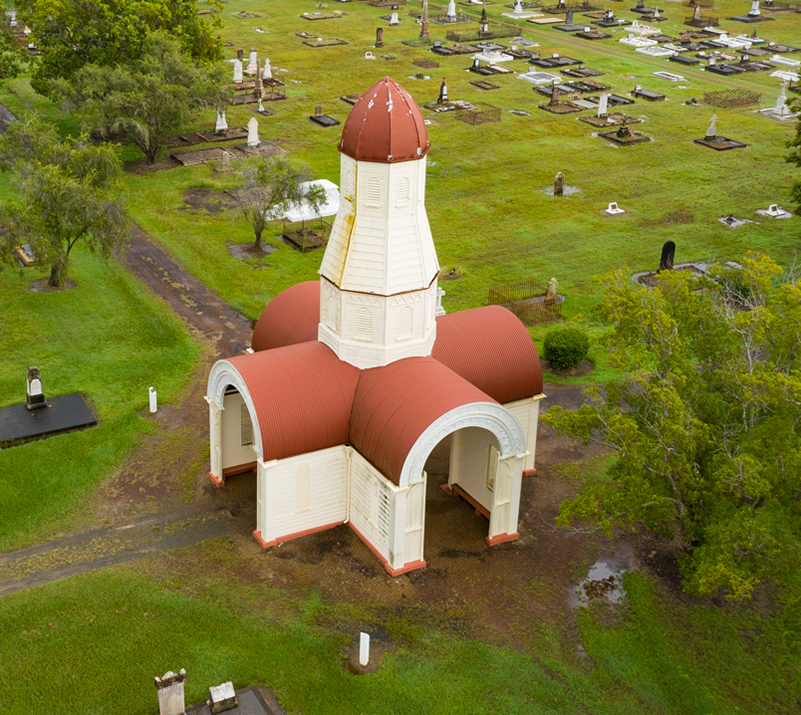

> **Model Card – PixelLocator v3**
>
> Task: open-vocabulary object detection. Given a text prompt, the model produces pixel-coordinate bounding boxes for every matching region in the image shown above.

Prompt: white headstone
[749,0,760,16]
[706,113,717,137]
[653,7,660,18]
[263,58,272,80]
[247,48,257,73]
[155,670,186,715]
[247,117,260,147]
[597,92,609,117]
[258,98,265,113]
[233,59,243,83]
[605,202,625,215]
[774,81,790,116]
[389,11,399,24]
[359,632,370,667]
[447,0,457,19]
[435,287,446,316]
[513,0,523,14]
[215,110,228,133]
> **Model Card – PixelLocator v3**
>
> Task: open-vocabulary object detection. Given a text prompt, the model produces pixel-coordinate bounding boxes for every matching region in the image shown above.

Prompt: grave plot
[533,79,611,97]
[339,93,363,105]
[470,79,501,89]
[0,392,97,448]
[431,43,482,55]
[576,29,612,39]
[684,8,720,26]
[530,54,583,68]
[453,102,502,124]
[282,217,333,252]
[309,109,341,127]
[561,66,605,77]
[303,37,349,47]
[527,16,564,24]
[412,58,440,68]
[295,31,317,38]
[593,93,634,106]
[580,110,642,127]
[599,122,652,145]
[369,0,406,6]
[631,87,666,101]
[301,12,343,20]
[423,98,477,113]
[552,10,590,31]
[488,281,564,325]
[171,142,285,167]
[592,11,631,27]
[169,127,250,147]
[506,47,537,59]
[693,133,747,151]
[670,54,701,65]
[518,69,562,84]
[538,92,584,114]
[541,1,602,15]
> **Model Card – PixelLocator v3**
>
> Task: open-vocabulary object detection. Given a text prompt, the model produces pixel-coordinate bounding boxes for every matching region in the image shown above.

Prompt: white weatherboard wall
[317,152,440,369]
[448,427,500,511]
[488,453,526,541]
[349,450,395,563]
[504,395,544,471]
[221,390,257,470]
[256,445,349,545]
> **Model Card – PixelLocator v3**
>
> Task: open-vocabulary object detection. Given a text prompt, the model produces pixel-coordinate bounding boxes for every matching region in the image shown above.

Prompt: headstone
[376,27,384,47]
[658,240,675,272]
[693,4,701,20]
[774,81,790,117]
[263,58,272,80]
[233,59,243,83]
[447,0,457,20]
[550,84,559,105]
[438,77,448,103]
[207,682,237,714]
[247,48,257,74]
[155,670,186,715]
[257,99,265,113]
[365,50,375,59]
[514,0,523,14]
[420,0,430,38]
[706,113,717,138]
[749,0,760,16]
[219,150,231,170]
[637,0,644,7]
[597,92,609,117]
[605,202,625,214]
[26,367,47,411]
[247,117,260,147]
[254,71,263,98]
[215,109,228,134]
[435,286,447,316]
[237,48,244,61]
[545,277,558,301]
[389,11,399,24]
[565,9,574,24]
[359,633,370,667]
[653,7,660,18]
[554,172,564,196]
[315,104,323,116]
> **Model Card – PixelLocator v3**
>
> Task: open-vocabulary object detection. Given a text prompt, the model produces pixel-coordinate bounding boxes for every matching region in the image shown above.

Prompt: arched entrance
[205,362,263,486]
[387,403,528,573]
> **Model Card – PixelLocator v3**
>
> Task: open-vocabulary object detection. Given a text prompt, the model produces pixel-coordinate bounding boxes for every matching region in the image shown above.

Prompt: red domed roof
[252,282,320,352]
[339,77,430,164]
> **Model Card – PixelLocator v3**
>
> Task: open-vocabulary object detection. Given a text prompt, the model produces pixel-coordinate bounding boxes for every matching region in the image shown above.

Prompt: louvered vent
[355,308,373,342]
[240,403,254,446]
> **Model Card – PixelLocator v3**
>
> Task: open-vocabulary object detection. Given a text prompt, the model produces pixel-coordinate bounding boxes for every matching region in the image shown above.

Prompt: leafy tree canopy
[232,156,327,249]
[61,32,229,164]
[543,255,801,601]
[0,28,28,79]
[0,114,128,286]
[16,0,223,93]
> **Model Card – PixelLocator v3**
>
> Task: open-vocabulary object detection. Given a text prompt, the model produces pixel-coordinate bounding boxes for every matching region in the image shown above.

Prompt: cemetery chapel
[206,77,545,575]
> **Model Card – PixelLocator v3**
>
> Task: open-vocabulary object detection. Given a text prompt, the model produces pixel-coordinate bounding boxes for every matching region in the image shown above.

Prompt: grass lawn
[0,244,201,551]
[0,548,796,715]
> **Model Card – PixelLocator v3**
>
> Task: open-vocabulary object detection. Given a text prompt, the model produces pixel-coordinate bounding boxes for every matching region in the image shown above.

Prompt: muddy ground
[1,223,680,652]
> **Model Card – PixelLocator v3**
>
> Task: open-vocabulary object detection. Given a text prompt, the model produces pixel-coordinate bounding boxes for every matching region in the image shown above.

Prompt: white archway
[398,402,526,487]
[206,359,264,483]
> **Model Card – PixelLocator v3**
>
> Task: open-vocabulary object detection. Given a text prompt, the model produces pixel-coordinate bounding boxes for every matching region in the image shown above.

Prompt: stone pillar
[155,670,187,715]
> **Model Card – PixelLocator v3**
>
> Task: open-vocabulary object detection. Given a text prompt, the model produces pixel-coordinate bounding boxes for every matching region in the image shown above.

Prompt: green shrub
[543,325,590,370]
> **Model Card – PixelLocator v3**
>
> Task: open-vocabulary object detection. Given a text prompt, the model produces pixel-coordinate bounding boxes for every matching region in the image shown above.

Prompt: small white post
[359,632,370,667]
[149,386,158,414]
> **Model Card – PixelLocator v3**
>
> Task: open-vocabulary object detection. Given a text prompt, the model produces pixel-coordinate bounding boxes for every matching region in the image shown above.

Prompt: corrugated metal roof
[433,306,543,403]
[251,282,320,352]
[349,357,497,485]
[339,77,430,164]
[226,341,360,462]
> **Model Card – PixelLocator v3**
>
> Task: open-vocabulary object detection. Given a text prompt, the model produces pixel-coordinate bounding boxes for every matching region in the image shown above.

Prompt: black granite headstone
[658,240,675,272]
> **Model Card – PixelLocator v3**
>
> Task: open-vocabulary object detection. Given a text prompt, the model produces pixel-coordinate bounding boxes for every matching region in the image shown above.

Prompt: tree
[232,156,327,249]
[787,94,801,211]
[0,28,28,79]
[61,32,229,165]
[0,115,128,287]
[16,0,223,94]
[543,255,801,600]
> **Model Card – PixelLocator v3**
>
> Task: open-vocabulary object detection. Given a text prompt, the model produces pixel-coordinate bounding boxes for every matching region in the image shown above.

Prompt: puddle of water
[570,544,639,608]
